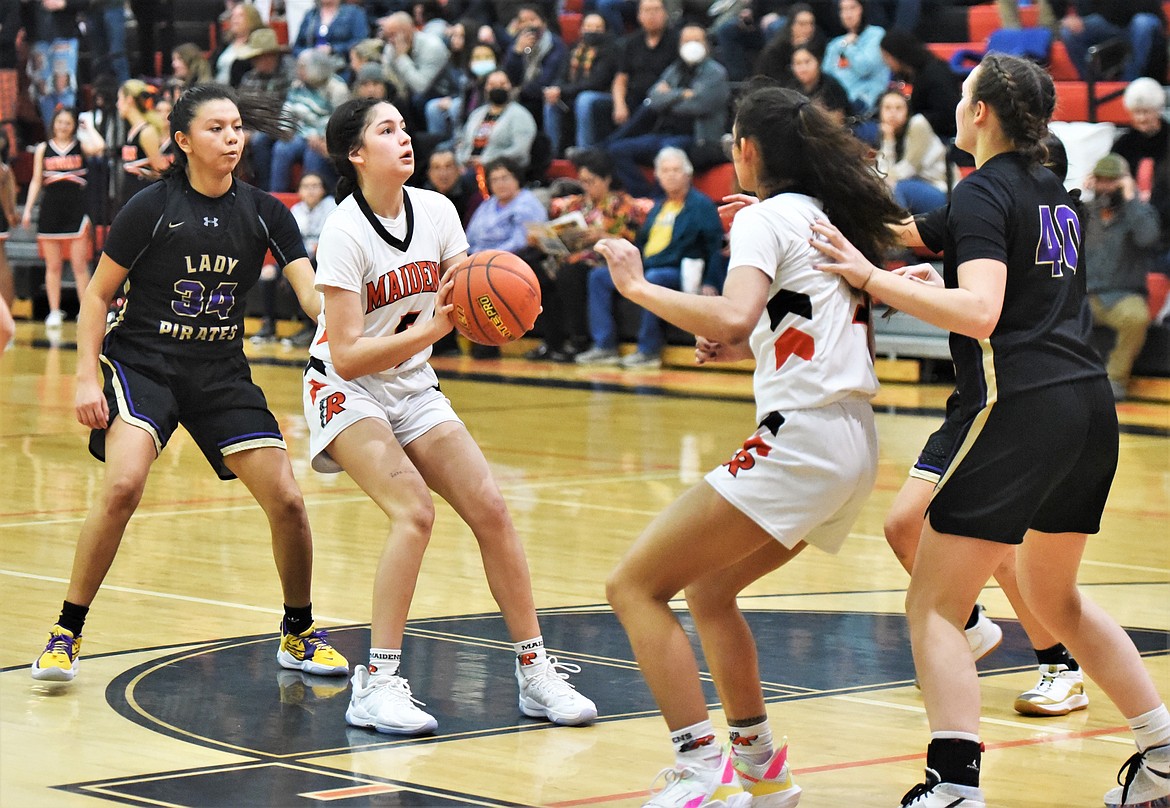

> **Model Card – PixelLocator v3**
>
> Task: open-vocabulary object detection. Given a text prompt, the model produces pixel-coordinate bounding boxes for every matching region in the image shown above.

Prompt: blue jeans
[588,263,680,355]
[424,96,463,143]
[88,5,130,83]
[1062,13,1161,81]
[894,178,947,215]
[269,135,334,192]
[595,0,635,35]
[544,101,567,156]
[248,131,275,191]
[574,90,613,148]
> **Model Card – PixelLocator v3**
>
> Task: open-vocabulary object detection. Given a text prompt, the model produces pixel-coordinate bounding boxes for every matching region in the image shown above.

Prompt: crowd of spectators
[1,0,1168,371]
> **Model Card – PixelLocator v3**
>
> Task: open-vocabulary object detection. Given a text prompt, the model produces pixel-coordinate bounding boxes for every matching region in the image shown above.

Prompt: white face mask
[470,59,496,77]
[679,41,706,66]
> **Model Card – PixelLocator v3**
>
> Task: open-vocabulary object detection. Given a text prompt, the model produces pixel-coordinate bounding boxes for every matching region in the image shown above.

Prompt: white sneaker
[644,748,753,808]
[901,768,985,807]
[1013,664,1089,716]
[44,310,64,328]
[344,665,437,735]
[575,346,621,365]
[516,656,598,725]
[620,351,663,370]
[731,741,802,808]
[1104,744,1170,807]
[965,605,1002,661]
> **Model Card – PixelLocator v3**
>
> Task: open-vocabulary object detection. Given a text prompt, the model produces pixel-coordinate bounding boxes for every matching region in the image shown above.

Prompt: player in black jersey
[30,84,350,685]
[811,54,1170,808]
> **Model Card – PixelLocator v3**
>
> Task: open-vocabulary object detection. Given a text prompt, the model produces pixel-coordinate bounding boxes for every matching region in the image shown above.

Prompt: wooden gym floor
[1,320,1167,808]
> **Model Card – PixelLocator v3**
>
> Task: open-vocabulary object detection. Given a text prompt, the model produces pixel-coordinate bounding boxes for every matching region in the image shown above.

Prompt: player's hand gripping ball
[447,250,542,346]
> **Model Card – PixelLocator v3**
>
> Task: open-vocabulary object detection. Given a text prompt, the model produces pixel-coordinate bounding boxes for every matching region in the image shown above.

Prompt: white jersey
[311,187,469,385]
[729,193,879,421]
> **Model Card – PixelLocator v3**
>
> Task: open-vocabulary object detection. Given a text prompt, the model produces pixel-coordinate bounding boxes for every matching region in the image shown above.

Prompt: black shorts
[928,377,1118,545]
[911,392,963,483]
[90,343,286,480]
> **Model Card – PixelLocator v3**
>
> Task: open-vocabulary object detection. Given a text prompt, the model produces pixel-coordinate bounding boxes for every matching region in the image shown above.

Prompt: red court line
[300,783,400,801]
[545,724,1130,807]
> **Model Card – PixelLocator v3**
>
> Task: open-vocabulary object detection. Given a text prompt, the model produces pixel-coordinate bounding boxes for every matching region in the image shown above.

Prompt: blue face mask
[470,60,496,78]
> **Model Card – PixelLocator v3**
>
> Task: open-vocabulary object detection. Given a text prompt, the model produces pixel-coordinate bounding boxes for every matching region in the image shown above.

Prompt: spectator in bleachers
[464,155,547,357]
[1057,0,1166,82]
[711,0,791,84]
[525,148,651,361]
[168,43,214,99]
[238,27,295,98]
[579,0,679,149]
[822,0,890,123]
[865,0,922,34]
[346,37,386,84]
[1083,153,1161,400]
[542,13,617,156]
[115,80,170,207]
[1114,77,1170,280]
[252,171,336,345]
[88,0,131,83]
[501,4,567,129]
[424,148,483,225]
[213,2,265,86]
[379,10,453,122]
[426,41,498,143]
[576,146,723,370]
[454,69,537,170]
[291,0,370,60]
[997,0,1058,31]
[754,3,826,87]
[875,88,947,214]
[600,24,730,197]
[267,49,349,191]
[785,44,850,125]
[879,28,960,139]
[20,107,106,328]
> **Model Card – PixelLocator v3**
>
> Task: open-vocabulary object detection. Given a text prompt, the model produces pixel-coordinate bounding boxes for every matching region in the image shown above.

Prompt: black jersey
[932,153,1103,419]
[102,174,308,357]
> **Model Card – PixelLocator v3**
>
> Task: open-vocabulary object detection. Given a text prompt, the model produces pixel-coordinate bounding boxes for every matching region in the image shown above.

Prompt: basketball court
[2,322,1167,807]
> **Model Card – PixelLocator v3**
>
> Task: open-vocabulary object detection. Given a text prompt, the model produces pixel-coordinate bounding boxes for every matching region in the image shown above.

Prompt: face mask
[581,32,604,46]
[679,41,707,66]
[470,59,496,77]
[487,87,509,105]
[1097,188,1125,209]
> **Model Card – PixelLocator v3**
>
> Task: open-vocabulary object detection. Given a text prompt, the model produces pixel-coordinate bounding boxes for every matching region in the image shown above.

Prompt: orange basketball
[447,250,542,346]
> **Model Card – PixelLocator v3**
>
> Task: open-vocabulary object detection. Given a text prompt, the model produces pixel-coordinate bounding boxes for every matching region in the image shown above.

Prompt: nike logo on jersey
[168,221,184,229]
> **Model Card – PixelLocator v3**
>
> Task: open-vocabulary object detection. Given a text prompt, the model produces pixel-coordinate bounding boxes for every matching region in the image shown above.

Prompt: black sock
[58,601,89,637]
[1035,642,1078,671]
[964,605,980,630]
[927,737,982,788]
[283,604,314,636]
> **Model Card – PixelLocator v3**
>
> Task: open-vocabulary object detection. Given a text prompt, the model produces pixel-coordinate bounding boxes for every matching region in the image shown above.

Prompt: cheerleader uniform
[37,139,89,240]
[120,122,160,206]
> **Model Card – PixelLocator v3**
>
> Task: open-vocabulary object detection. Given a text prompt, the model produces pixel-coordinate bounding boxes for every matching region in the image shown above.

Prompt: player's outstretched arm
[75,255,130,429]
[283,257,322,321]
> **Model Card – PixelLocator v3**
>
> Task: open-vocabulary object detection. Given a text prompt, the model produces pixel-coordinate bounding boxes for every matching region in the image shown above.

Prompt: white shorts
[302,358,462,473]
[704,396,878,554]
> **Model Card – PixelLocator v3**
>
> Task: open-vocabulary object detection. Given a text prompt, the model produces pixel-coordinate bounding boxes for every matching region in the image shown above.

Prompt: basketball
[447,250,541,346]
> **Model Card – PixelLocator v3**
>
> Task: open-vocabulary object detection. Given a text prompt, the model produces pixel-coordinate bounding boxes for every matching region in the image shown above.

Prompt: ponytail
[162,84,294,179]
[325,97,381,202]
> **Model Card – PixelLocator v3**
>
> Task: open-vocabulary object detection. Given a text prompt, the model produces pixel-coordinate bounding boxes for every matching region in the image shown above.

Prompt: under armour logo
[203,216,219,227]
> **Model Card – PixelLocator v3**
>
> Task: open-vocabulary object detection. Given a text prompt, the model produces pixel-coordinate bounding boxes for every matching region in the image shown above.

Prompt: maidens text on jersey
[365,260,441,313]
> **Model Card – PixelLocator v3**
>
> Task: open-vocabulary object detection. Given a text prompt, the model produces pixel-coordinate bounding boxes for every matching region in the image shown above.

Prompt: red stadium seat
[1052,81,1129,123]
[263,192,299,266]
[271,19,289,45]
[1149,273,1170,321]
[559,12,582,46]
[1049,41,1078,80]
[967,2,1039,41]
[562,0,584,14]
[694,162,736,204]
[546,159,578,181]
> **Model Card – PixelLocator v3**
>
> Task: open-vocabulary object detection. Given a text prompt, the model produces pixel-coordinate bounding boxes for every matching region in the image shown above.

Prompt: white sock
[1128,704,1170,753]
[671,719,722,767]
[369,648,400,676]
[729,718,774,765]
[514,635,547,677]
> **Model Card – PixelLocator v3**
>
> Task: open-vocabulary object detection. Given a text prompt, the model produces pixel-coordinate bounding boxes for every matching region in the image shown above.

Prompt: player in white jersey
[595,88,904,808]
[307,98,597,736]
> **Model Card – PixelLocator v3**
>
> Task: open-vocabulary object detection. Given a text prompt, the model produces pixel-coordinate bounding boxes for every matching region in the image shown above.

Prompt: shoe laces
[648,765,699,802]
[524,656,582,695]
[901,769,941,805]
[300,628,336,657]
[368,672,429,709]
[45,630,75,657]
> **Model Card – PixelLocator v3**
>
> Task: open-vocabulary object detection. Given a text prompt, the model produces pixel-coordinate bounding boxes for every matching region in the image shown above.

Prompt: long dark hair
[734,85,901,262]
[163,84,294,179]
[326,97,382,201]
[971,53,1055,164]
